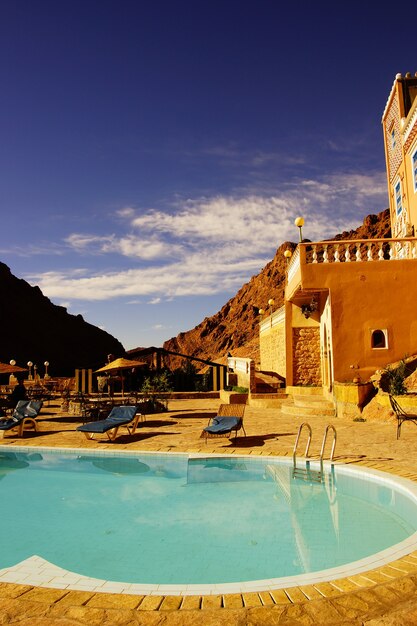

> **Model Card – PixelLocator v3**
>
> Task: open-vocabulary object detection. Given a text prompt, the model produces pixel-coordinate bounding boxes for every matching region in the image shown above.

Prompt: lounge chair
[0,400,43,438]
[76,405,143,441]
[201,403,246,442]
[389,394,417,439]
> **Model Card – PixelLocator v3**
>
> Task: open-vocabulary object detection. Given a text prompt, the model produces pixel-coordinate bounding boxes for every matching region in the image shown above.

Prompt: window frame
[394,180,403,216]
[370,329,388,350]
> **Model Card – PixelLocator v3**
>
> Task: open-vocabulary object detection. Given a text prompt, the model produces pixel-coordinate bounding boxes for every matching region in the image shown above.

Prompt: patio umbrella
[95,357,147,396]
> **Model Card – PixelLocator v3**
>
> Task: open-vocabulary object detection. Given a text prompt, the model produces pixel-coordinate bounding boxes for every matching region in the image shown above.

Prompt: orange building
[259,73,417,405]
[382,72,417,238]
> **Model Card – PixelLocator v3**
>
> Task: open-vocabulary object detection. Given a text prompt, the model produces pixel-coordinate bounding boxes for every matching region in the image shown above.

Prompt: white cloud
[24,171,388,303]
[116,206,136,218]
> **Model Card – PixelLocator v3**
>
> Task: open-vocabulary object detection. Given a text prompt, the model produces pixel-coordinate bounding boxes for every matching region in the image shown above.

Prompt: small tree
[140,371,172,412]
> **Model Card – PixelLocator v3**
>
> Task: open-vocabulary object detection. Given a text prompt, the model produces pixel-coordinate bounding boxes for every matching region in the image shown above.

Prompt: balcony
[286,237,417,299]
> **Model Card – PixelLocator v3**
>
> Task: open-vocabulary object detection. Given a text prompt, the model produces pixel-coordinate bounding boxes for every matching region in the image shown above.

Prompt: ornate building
[382,72,417,237]
[257,72,417,408]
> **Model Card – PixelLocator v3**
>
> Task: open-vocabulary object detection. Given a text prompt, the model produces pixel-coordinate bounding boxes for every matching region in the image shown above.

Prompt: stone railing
[307,237,417,264]
[259,305,285,333]
[287,245,300,283]
[287,238,417,275]
[227,356,252,375]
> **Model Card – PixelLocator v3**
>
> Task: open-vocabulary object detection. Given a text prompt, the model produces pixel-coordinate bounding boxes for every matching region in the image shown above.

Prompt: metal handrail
[319,424,337,462]
[292,422,312,466]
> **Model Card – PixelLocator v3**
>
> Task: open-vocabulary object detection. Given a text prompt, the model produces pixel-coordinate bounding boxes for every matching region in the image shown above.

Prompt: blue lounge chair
[201,403,246,442]
[0,400,43,438]
[76,405,143,441]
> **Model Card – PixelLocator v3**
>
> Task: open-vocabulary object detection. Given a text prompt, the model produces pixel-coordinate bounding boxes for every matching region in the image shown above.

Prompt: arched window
[371,329,387,349]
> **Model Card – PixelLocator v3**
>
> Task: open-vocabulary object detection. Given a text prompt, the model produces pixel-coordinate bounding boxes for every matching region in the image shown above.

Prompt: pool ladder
[292,422,337,483]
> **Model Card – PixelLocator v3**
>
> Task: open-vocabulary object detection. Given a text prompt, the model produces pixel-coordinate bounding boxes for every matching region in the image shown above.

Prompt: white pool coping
[1,445,417,596]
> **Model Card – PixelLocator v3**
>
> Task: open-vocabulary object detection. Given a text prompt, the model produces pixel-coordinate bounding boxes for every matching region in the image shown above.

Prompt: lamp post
[284,249,292,264]
[27,361,33,380]
[294,216,305,242]
[34,364,38,381]
[44,361,50,379]
[9,359,17,385]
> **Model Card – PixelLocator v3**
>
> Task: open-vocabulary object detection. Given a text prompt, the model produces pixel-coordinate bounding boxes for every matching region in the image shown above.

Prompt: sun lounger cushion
[0,400,43,432]
[14,400,43,418]
[77,406,137,434]
[203,416,242,435]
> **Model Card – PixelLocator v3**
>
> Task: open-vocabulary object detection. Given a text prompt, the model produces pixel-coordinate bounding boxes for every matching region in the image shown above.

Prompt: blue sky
[1,1,415,349]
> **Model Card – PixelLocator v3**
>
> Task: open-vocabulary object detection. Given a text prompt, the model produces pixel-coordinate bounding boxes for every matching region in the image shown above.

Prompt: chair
[76,405,143,441]
[201,404,246,442]
[0,400,43,438]
[389,395,417,439]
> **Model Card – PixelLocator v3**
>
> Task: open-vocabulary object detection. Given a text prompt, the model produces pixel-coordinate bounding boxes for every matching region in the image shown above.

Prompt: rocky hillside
[0,262,124,376]
[163,209,391,369]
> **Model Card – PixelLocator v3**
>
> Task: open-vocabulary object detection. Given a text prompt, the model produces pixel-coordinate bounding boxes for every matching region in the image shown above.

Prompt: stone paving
[2,397,417,624]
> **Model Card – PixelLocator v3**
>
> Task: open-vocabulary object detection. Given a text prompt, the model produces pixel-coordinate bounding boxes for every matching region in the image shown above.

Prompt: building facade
[382,72,417,238]
[259,73,417,397]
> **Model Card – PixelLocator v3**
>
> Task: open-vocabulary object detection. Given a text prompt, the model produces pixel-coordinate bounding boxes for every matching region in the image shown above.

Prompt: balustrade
[306,237,417,265]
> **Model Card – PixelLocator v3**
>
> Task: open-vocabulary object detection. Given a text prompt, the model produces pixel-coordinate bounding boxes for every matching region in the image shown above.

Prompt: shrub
[140,371,172,412]
[384,360,409,396]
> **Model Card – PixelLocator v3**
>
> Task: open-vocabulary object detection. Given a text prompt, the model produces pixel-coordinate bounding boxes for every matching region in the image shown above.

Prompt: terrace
[2,395,417,624]
[286,236,417,300]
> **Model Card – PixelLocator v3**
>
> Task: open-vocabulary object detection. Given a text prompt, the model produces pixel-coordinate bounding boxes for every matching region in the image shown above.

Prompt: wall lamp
[301,296,318,319]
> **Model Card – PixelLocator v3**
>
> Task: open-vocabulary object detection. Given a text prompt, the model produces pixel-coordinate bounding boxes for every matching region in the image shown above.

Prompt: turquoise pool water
[1,449,417,586]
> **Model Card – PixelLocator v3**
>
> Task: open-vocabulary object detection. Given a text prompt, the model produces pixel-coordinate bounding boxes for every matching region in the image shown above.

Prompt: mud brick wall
[292,327,322,386]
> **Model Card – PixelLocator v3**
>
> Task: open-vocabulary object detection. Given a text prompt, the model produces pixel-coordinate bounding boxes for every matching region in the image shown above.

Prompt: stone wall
[259,320,286,378]
[292,327,322,386]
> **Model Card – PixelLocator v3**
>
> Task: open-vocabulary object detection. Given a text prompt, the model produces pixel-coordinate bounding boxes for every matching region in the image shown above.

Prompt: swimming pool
[1,446,417,595]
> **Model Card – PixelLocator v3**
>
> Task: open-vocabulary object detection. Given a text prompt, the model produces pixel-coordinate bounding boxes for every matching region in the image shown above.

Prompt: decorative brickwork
[404,116,417,153]
[385,94,403,182]
[292,327,322,386]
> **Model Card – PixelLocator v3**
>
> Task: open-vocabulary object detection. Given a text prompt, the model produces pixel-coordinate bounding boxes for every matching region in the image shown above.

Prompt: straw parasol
[95,357,147,396]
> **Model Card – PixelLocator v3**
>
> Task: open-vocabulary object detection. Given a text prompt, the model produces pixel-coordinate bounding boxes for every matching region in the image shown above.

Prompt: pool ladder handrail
[292,422,337,483]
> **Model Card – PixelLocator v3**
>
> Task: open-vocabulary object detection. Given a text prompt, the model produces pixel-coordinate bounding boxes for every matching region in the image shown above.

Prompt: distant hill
[162,209,391,369]
[0,262,124,376]
[1,208,391,378]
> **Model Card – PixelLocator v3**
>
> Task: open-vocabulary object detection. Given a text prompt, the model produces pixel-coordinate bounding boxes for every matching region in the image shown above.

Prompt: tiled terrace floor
[2,397,417,624]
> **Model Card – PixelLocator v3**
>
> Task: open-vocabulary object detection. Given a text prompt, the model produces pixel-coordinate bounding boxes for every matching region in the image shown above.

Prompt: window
[412,148,417,193]
[371,329,388,349]
[395,181,402,216]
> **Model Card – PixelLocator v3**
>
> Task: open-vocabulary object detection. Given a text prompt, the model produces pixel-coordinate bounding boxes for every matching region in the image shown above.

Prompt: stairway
[254,371,284,393]
[281,387,335,420]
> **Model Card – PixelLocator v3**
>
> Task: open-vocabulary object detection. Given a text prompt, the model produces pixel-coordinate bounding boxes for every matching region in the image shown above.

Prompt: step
[255,384,280,393]
[293,396,335,409]
[286,386,324,397]
[249,393,288,409]
[281,403,335,418]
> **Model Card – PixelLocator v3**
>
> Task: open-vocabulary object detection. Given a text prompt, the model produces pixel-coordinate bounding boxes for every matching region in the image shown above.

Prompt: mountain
[162,209,391,369]
[0,262,124,376]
